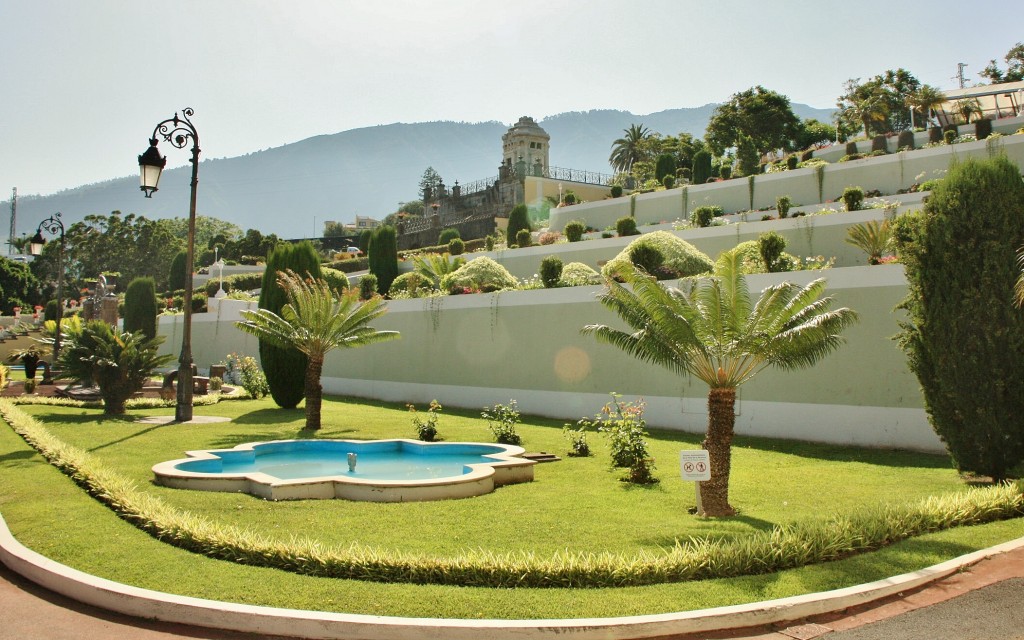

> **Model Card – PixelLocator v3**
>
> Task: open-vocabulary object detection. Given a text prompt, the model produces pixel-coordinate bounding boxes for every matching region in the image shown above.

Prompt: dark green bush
[894,155,1024,481]
[438,228,460,245]
[662,175,675,189]
[610,185,623,198]
[691,205,722,228]
[929,126,943,144]
[692,150,712,186]
[897,130,915,150]
[44,300,58,323]
[616,217,639,237]
[485,236,495,251]
[943,128,957,144]
[258,241,321,409]
[359,274,378,300]
[123,277,158,340]
[368,225,399,295]
[563,190,578,205]
[776,195,792,219]
[842,186,865,212]
[448,238,465,256]
[871,135,888,153]
[654,153,677,183]
[719,165,732,180]
[628,243,664,275]
[358,229,372,254]
[506,204,530,245]
[564,220,585,242]
[758,231,787,273]
[540,256,563,288]
[168,251,188,292]
[800,149,815,162]
[975,118,993,140]
[515,228,532,248]
[845,141,859,156]
[786,155,798,170]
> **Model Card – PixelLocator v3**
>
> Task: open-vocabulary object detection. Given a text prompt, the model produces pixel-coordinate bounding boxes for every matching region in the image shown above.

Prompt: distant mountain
[2,104,833,244]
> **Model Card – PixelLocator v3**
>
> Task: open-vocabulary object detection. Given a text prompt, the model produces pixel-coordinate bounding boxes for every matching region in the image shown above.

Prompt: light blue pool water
[174,440,513,482]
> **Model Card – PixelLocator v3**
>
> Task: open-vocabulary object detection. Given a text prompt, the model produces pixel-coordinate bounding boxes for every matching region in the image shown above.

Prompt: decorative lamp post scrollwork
[138,108,200,422]
[29,212,65,364]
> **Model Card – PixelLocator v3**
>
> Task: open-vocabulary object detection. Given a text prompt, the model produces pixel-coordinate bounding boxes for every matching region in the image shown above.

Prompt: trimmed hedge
[602,231,714,281]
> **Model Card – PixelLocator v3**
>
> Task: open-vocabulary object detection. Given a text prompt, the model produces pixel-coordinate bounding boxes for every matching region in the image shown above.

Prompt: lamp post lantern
[138,108,200,422]
[29,212,66,364]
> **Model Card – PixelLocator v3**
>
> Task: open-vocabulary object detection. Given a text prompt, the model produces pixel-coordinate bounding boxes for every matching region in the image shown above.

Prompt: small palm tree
[909,84,946,130]
[412,253,466,290]
[235,270,400,430]
[582,253,857,516]
[955,99,982,124]
[609,124,651,174]
[846,219,893,264]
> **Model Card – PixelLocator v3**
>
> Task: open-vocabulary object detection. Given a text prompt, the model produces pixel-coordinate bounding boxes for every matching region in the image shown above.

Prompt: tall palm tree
[582,252,857,516]
[955,99,982,124]
[235,270,400,430]
[608,124,651,174]
[909,84,946,130]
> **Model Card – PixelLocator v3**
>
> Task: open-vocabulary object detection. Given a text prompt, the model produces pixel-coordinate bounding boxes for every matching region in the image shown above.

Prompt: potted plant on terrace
[7,342,49,380]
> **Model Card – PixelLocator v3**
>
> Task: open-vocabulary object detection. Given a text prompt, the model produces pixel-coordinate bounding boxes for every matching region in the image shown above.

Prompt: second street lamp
[29,212,66,364]
[138,108,200,422]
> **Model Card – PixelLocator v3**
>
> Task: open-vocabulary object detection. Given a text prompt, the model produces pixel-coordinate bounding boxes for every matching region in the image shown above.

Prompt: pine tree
[258,241,322,408]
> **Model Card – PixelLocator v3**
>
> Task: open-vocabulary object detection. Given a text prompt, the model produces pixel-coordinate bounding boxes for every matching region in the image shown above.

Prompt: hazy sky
[2,0,1022,198]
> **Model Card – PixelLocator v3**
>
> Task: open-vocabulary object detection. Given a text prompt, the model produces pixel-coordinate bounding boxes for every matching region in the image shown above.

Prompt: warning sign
[679,450,711,481]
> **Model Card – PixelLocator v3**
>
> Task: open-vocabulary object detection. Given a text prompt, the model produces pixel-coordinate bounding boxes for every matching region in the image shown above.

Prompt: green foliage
[0,257,36,314]
[944,129,957,145]
[168,251,188,292]
[578,395,655,483]
[203,272,264,297]
[485,235,495,251]
[368,225,399,295]
[560,262,601,287]
[777,195,792,218]
[564,220,585,242]
[438,228,460,245]
[388,272,430,298]
[894,155,1024,481]
[608,123,652,174]
[836,70,921,137]
[846,220,892,264]
[757,231,788,273]
[975,118,993,140]
[871,135,888,153]
[482,400,522,445]
[409,400,442,441]
[561,421,591,457]
[691,205,722,228]
[515,228,532,248]
[439,257,518,294]
[57,320,173,415]
[628,243,665,276]
[320,268,350,293]
[258,241,322,409]
[448,238,465,256]
[358,274,378,300]
[842,186,865,212]
[786,155,798,170]
[411,253,466,291]
[735,134,760,177]
[980,42,1024,83]
[122,277,158,340]
[654,153,677,183]
[506,204,531,247]
[662,175,675,189]
[897,130,915,150]
[610,185,623,198]
[358,229,372,254]
[225,353,269,398]
[562,191,578,205]
[539,256,563,288]
[602,231,714,281]
[616,216,639,237]
[705,86,802,157]
[692,150,712,185]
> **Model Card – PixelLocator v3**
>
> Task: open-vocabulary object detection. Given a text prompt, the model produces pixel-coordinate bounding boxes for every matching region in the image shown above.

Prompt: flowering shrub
[225,353,269,398]
[560,262,601,287]
[409,400,442,441]
[482,400,522,445]
[576,394,655,484]
[602,231,714,281]
[538,231,562,245]
[439,257,518,294]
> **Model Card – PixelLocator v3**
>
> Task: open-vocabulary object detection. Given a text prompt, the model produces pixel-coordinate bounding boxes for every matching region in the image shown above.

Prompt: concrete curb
[1,514,1022,640]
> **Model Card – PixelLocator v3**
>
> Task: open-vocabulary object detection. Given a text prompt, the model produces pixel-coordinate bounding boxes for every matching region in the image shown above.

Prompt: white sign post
[680,449,711,515]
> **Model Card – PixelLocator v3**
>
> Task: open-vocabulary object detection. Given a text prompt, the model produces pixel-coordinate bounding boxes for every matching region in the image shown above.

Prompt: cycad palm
[582,252,857,516]
[236,270,400,430]
[845,219,892,264]
[412,253,466,289]
[608,123,651,174]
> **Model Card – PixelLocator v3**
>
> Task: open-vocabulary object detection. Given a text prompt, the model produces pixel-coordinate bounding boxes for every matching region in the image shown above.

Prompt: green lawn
[2,395,1023,619]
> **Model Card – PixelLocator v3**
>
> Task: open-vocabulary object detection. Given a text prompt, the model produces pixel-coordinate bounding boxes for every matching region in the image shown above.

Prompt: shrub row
[2,400,1022,589]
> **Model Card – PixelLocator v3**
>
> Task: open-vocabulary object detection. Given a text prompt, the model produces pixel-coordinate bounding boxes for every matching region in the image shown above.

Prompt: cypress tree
[168,250,188,292]
[506,204,530,247]
[692,150,712,185]
[894,155,1024,481]
[654,153,677,183]
[123,277,158,340]
[367,225,399,295]
[258,241,322,408]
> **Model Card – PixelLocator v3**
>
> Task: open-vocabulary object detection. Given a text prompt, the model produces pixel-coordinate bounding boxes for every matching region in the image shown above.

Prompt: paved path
[3,545,1024,640]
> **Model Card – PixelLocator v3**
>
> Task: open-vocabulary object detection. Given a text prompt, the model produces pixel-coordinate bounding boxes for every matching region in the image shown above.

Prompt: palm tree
[955,99,982,124]
[845,219,893,265]
[608,124,651,174]
[582,252,857,516]
[235,270,400,430]
[909,85,946,130]
[850,92,888,138]
[412,253,466,290]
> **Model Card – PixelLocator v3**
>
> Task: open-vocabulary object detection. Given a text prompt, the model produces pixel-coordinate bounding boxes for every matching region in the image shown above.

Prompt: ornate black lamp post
[138,108,200,422]
[29,212,65,364]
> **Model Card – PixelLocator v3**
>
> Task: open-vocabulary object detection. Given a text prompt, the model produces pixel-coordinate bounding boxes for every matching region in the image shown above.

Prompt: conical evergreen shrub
[368,225,398,295]
[258,241,322,408]
[123,277,158,340]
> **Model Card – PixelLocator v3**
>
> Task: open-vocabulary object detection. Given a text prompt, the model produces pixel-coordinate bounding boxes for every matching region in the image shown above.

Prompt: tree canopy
[835,69,921,138]
[980,42,1024,84]
[704,86,801,157]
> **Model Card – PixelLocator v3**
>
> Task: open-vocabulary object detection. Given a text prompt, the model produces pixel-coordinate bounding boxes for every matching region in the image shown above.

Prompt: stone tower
[502,116,550,177]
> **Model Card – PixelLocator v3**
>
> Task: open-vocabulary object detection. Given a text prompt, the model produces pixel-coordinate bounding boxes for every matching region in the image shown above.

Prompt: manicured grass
[2,395,1023,618]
